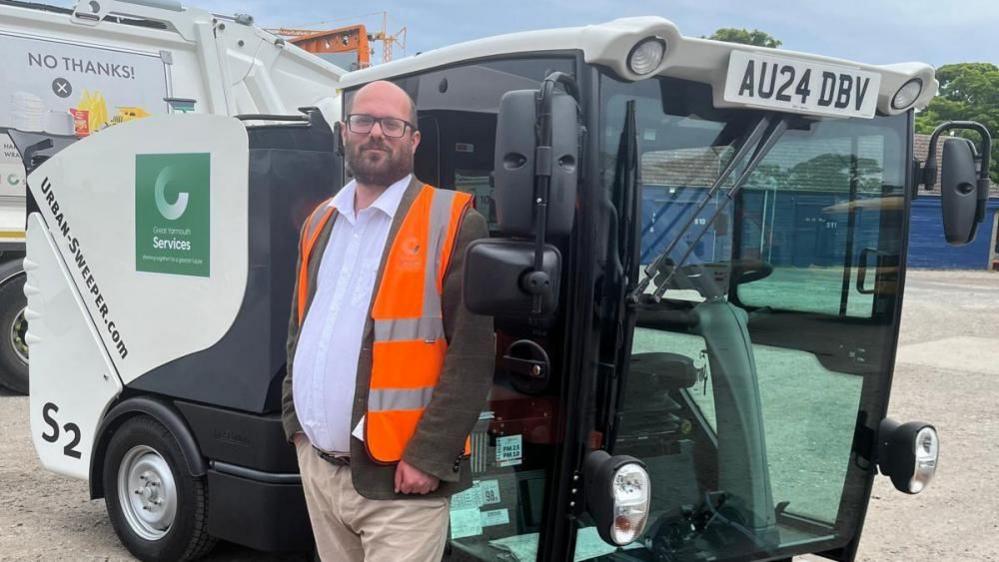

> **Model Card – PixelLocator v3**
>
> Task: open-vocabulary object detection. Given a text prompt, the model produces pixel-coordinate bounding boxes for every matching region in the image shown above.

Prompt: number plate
[723,51,881,119]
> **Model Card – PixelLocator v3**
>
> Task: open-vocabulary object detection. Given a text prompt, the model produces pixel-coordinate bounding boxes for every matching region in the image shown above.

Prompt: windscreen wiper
[607,100,640,295]
[629,113,789,302]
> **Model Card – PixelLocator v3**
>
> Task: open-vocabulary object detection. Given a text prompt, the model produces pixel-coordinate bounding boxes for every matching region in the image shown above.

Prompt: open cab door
[585,76,943,561]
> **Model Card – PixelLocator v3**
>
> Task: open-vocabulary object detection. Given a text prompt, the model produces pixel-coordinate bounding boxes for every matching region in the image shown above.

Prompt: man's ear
[410,129,421,155]
[334,122,346,156]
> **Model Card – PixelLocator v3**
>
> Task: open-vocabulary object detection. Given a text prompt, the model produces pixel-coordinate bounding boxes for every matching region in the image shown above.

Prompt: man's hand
[394,459,440,495]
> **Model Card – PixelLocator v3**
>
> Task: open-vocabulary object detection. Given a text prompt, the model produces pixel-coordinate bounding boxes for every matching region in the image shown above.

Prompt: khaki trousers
[295,438,450,561]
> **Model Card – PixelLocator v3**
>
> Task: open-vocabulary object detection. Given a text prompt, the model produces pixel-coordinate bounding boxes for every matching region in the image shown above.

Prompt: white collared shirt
[292,174,411,453]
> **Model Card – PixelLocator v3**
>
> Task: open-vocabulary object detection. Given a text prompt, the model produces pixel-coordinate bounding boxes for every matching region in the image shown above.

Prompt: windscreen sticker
[449,508,483,539]
[480,508,510,527]
[470,422,490,473]
[478,479,501,505]
[450,482,484,511]
[496,435,523,467]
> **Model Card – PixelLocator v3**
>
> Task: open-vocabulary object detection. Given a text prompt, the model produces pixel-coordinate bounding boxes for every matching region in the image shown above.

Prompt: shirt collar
[329,174,411,222]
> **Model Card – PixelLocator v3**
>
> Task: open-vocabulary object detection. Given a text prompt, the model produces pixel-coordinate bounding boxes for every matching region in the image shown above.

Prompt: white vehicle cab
[27,15,988,562]
[0,0,344,393]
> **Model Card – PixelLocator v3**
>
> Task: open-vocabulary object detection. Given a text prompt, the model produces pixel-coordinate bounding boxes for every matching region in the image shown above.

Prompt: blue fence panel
[640,186,729,266]
[639,188,998,271]
[907,196,999,269]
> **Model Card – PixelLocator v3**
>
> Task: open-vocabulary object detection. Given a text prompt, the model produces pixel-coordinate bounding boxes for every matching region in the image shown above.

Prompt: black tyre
[103,415,217,561]
[0,275,28,395]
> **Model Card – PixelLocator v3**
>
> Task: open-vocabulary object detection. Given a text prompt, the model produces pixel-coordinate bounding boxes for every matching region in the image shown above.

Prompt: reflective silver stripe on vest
[373,317,445,342]
[423,189,460,318]
[368,387,435,411]
[306,198,335,239]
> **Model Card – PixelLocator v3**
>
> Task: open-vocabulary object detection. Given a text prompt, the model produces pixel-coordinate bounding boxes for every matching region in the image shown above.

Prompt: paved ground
[1,270,997,561]
[854,270,999,561]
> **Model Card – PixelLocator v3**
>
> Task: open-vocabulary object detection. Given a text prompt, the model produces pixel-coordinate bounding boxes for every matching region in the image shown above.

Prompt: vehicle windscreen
[580,73,909,561]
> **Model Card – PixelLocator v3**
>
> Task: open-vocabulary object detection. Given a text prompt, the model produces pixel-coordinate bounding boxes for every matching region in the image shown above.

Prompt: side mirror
[583,450,651,546]
[877,418,939,494]
[940,138,980,245]
[463,239,561,318]
[493,83,579,238]
[483,72,580,321]
[920,121,992,246]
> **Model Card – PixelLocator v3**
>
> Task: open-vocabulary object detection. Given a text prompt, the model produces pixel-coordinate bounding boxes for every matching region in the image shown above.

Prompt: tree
[786,153,885,194]
[915,62,999,184]
[706,28,782,49]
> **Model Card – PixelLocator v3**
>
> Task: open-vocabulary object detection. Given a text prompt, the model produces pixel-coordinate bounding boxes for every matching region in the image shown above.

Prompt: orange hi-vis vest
[296,184,473,463]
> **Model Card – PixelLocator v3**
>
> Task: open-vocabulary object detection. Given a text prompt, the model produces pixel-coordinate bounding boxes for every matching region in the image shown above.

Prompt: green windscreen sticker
[135,153,210,277]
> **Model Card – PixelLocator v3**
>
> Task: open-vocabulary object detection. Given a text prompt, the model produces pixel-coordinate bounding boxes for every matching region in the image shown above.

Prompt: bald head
[342,80,421,190]
[347,80,417,125]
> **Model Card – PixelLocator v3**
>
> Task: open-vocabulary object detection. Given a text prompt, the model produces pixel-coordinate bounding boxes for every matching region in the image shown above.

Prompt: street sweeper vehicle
[26,15,991,562]
[0,0,345,393]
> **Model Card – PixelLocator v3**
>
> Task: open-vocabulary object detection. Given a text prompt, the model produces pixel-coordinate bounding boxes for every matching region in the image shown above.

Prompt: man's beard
[345,137,413,187]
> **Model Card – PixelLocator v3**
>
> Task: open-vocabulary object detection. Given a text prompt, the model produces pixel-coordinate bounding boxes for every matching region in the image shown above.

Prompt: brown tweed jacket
[281,176,495,500]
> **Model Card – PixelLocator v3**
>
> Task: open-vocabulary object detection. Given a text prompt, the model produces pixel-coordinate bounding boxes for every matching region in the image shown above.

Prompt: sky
[53,0,999,67]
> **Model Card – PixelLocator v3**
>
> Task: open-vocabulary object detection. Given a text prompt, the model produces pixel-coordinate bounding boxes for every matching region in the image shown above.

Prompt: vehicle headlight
[878,418,939,494]
[910,426,939,494]
[610,462,651,544]
[584,451,651,546]
[891,78,923,110]
[627,37,667,76]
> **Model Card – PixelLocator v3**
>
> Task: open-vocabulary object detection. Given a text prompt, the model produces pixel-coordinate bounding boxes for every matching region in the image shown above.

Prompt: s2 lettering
[41,402,82,459]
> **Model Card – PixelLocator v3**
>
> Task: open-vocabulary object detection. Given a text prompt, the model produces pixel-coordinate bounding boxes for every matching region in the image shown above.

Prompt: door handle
[856,248,881,295]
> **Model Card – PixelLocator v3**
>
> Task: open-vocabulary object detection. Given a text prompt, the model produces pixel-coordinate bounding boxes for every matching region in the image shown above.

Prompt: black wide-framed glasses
[345,114,416,138]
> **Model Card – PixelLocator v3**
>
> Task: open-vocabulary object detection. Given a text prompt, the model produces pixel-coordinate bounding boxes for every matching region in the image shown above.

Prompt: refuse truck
[25,14,993,562]
[0,0,344,393]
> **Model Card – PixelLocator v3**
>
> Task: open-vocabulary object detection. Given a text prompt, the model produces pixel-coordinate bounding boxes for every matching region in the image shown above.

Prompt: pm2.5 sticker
[495,434,522,468]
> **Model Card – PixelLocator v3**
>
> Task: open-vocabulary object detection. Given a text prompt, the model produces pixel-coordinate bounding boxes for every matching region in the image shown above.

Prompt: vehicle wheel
[0,275,28,394]
[103,415,216,561]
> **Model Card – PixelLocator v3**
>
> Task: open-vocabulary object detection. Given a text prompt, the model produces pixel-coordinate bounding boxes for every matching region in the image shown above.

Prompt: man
[281,80,495,561]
